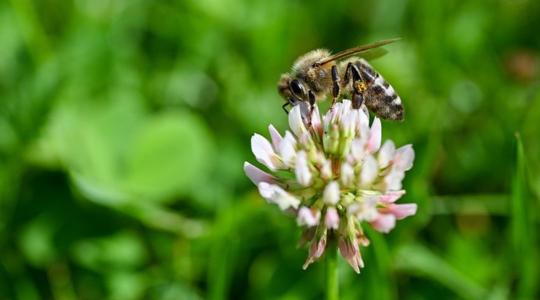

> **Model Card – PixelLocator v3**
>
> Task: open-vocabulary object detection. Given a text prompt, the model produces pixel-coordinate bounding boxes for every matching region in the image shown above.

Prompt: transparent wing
[357,47,388,61]
[317,37,401,65]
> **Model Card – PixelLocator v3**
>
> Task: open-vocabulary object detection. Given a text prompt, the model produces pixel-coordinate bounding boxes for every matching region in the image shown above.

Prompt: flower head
[244,100,416,273]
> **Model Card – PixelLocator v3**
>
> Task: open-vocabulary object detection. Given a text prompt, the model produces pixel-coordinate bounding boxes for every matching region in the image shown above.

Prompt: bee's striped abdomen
[357,60,403,120]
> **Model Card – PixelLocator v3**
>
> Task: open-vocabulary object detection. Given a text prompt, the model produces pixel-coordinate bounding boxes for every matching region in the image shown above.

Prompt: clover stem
[326,237,339,300]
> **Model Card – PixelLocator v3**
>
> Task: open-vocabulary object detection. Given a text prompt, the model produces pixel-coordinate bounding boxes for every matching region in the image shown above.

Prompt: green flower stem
[326,240,339,300]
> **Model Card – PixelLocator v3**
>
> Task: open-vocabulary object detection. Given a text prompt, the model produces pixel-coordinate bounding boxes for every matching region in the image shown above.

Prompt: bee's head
[277,73,308,103]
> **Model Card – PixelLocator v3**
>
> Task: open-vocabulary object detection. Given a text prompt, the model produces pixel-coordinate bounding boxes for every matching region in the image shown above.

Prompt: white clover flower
[244,100,417,273]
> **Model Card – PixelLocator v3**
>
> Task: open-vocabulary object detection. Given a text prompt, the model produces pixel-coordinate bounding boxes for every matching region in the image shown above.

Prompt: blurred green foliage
[1,0,540,299]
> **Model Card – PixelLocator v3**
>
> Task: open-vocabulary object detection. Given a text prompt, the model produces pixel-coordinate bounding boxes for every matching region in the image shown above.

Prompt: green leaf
[124,111,213,202]
[71,231,147,271]
[17,215,57,267]
[47,97,213,204]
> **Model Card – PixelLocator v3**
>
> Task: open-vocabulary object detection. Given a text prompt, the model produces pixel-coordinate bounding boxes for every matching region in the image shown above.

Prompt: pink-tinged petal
[366,117,381,153]
[385,170,405,191]
[350,138,367,162]
[257,182,274,199]
[348,196,379,221]
[338,238,364,273]
[289,105,308,137]
[340,162,355,186]
[339,100,352,120]
[279,131,297,166]
[358,122,370,143]
[322,112,332,131]
[268,124,283,150]
[341,108,357,135]
[370,214,396,233]
[323,181,340,205]
[360,155,378,185]
[360,105,369,119]
[384,203,417,220]
[379,190,406,203]
[257,182,300,210]
[310,104,323,137]
[251,134,283,171]
[297,207,321,227]
[393,144,415,171]
[378,140,395,168]
[324,101,342,128]
[243,162,275,185]
[295,151,312,186]
[298,101,311,119]
[356,107,369,130]
[325,207,340,230]
[298,227,316,247]
[303,233,327,269]
[298,132,315,148]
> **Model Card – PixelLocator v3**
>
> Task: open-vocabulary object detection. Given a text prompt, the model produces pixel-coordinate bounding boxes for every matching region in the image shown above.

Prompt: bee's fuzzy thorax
[292,49,331,74]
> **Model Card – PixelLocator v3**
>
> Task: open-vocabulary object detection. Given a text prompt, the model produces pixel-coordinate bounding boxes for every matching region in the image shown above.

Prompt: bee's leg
[282,102,290,114]
[331,65,340,105]
[343,62,357,88]
[308,91,316,108]
[282,97,297,114]
[352,91,364,109]
[344,62,352,84]
[343,62,361,98]
[350,63,363,82]
[349,63,366,109]
[307,90,317,122]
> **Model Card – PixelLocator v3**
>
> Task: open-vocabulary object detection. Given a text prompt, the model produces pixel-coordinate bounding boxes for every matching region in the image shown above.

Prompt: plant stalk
[326,241,339,300]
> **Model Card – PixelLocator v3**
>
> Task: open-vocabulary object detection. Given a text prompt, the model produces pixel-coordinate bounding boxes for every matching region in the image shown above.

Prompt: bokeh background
[1,0,540,299]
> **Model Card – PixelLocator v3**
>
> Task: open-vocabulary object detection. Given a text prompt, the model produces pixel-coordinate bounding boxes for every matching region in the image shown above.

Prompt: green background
[1,0,539,299]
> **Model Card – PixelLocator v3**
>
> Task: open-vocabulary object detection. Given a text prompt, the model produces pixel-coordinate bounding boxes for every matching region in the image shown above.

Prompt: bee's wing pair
[316,37,401,65]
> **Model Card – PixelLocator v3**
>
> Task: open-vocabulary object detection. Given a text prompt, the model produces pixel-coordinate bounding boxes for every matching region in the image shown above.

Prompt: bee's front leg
[331,65,340,105]
[305,91,316,127]
[282,102,290,114]
[282,97,298,114]
[308,91,316,108]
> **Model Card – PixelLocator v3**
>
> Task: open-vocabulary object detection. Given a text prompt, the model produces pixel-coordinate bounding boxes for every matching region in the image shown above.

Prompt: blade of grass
[208,208,236,300]
[510,133,537,298]
[8,0,50,64]
[431,194,508,215]
[394,243,487,300]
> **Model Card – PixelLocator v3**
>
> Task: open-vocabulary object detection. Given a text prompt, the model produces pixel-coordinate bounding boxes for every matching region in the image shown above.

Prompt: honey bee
[277,38,403,120]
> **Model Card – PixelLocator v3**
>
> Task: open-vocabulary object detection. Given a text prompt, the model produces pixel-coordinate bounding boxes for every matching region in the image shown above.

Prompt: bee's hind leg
[345,62,367,109]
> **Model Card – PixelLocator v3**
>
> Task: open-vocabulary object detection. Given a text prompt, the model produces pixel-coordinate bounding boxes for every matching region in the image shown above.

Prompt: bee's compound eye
[289,80,305,98]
